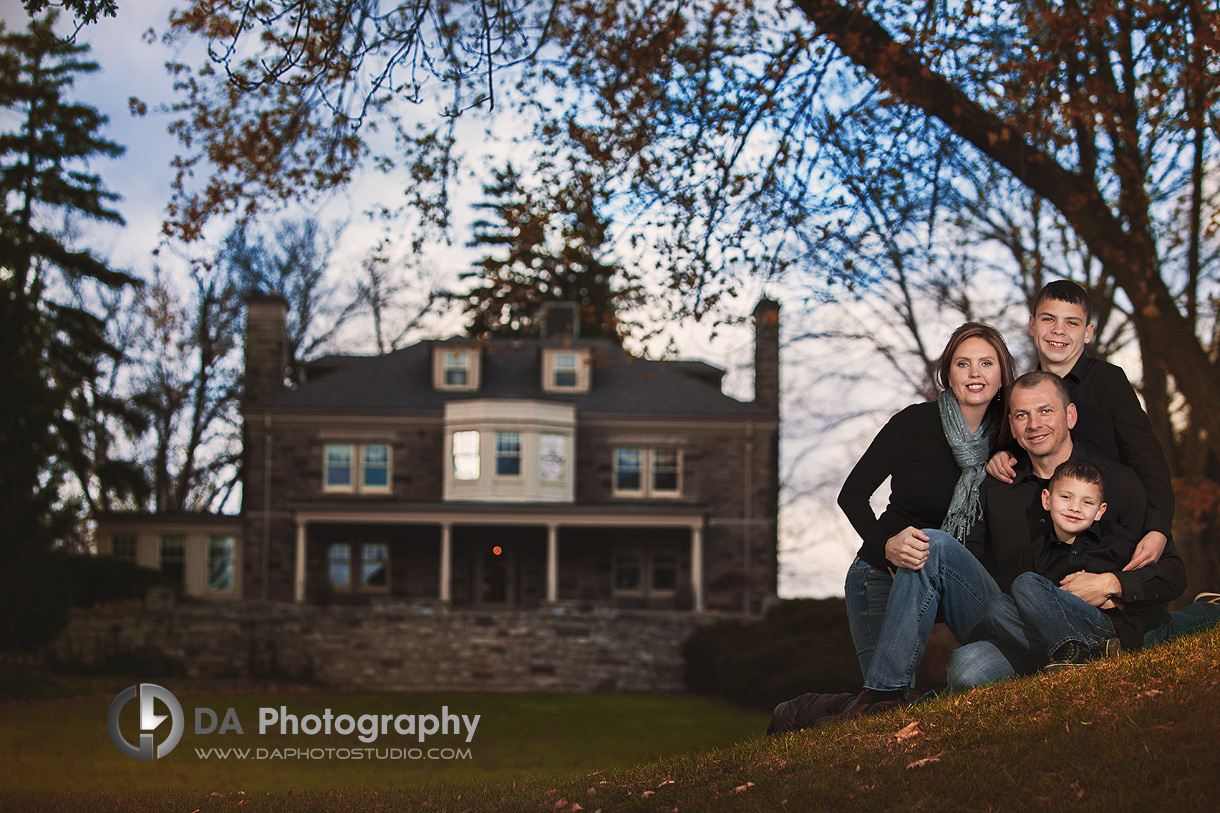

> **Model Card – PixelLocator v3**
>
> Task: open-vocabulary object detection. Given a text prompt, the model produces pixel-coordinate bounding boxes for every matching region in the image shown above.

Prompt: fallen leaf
[906,754,941,770]
[893,721,922,743]
[657,779,676,788]
[642,791,655,798]
[733,782,756,793]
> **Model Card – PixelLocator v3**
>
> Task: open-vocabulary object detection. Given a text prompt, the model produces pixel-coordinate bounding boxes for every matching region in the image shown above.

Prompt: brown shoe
[766,691,857,735]
[820,689,909,725]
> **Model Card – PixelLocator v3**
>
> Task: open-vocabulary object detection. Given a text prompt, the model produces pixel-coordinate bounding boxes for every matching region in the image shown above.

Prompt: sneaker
[819,689,909,725]
[1044,637,1121,673]
[766,691,857,735]
[1193,592,1220,606]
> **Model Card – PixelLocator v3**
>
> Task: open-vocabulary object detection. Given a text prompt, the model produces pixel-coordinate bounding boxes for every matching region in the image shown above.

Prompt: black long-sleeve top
[838,402,961,571]
[1021,523,1186,649]
[1060,354,1175,538]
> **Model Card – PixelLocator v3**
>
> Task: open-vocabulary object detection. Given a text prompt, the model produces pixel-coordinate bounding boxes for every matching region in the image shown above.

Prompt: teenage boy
[988,280,1174,571]
[985,459,1178,673]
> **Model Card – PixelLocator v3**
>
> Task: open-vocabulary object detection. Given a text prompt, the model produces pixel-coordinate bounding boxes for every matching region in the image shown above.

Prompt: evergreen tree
[462,165,631,342]
[0,13,133,649]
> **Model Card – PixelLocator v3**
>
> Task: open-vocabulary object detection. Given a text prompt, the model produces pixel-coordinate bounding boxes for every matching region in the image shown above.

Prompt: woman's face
[948,336,1003,408]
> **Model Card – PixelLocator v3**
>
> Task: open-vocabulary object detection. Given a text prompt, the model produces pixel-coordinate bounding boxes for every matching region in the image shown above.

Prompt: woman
[837,322,1015,681]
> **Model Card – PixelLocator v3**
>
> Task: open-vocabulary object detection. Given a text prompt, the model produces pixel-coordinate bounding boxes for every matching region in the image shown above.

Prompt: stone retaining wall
[48,599,734,693]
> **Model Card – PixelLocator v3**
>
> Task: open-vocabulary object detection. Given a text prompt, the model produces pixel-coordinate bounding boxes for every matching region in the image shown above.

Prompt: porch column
[293,519,307,603]
[690,523,705,612]
[439,522,452,603]
[546,524,559,603]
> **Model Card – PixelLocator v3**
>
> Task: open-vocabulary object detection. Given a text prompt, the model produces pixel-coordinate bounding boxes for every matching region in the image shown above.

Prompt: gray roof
[252,338,766,417]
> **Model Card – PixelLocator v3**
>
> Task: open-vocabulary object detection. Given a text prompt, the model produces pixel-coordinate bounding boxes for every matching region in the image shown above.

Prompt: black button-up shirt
[1059,354,1175,537]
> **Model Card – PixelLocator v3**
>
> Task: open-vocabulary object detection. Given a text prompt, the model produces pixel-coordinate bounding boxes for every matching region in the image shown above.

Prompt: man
[948,372,1187,688]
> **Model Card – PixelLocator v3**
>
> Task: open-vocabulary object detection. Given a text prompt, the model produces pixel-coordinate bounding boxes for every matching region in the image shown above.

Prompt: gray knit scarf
[937,389,996,540]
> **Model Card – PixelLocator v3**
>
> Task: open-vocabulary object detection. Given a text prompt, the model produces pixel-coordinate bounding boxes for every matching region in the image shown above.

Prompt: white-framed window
[328,542,389,591]
[324,444,354,491]
[613,447,682,497]
[434,346,480,391]
[542,348,590,392]
[362,445,390,490]
[540,433,566,482]
[652,448,681,494]
[495,432,522,476]
[323,443,392,494]
[111,535,136,562]
[614,448,644,494]
[328,544,351,588]
[553,353,578,387]
[208,536,235,592]
[160,535,185,585]
[361,543,389,589]
[453,430,481,480]
[612,548,680,596]
[444,350,470,386]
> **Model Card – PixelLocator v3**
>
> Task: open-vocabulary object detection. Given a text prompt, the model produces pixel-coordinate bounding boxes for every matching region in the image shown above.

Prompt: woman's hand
[885,527,931,571]
[985,451,1017,483]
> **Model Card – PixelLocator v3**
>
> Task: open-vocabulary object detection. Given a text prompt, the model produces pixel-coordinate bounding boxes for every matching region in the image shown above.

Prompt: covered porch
[289,503,708,610]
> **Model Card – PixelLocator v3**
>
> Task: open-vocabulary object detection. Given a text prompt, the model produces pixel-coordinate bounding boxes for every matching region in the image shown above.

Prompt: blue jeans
[1143,601,1220,646]
[844,557,893,680]
[863,530,1000,693]
[986,572,1116,663]
[949,597,1220,690]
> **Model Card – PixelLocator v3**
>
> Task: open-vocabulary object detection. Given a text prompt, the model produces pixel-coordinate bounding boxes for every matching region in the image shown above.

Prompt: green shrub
[683,598,861,709]
[59,554,169,608]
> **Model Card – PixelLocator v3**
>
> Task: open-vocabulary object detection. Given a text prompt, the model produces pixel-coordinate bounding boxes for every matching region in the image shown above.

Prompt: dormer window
[554,353,578,387]
[434,346,480,391]
[542,347,591,392]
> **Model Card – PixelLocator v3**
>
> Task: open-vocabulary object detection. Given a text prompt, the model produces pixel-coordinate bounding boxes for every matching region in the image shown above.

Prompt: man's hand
[985,451,1017,484]
[1123,531,1167,571]
[884,526,931,571]
[1059,571,1122,607]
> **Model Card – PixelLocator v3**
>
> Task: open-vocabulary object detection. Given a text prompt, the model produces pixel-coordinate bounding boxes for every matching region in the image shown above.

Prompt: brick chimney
[753,298,780,411]
[244,293,289,404]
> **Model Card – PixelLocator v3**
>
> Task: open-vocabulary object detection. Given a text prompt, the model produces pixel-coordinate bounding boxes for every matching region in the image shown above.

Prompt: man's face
[1028,298,1094,371]
[1041,477,1107,541]
[1009,380,1077,460]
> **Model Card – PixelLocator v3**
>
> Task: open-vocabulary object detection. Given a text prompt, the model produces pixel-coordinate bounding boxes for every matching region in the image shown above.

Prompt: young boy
[988,280,1174,571]
[984,460,1177,671]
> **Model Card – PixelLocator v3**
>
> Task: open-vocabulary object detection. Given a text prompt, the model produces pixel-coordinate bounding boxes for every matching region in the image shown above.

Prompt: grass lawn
[0,672,766,796]
[5,624,1220,811]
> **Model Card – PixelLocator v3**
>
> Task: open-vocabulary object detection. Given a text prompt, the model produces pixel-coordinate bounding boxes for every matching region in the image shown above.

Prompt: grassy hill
[4,624,1219,811]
